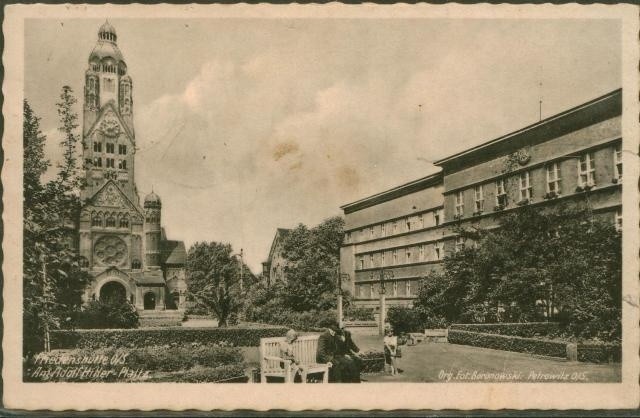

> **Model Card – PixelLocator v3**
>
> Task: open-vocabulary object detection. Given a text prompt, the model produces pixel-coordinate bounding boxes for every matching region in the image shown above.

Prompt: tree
[23,90,90,355]
[414,202,621,341]
[279,216,344,312]
[186,242,249,327]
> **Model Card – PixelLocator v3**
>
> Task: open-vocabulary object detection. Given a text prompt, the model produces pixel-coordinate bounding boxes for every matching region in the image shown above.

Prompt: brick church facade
[78,21,187,314]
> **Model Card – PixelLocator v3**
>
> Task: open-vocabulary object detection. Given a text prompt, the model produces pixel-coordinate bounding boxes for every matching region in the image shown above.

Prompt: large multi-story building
[77,22,188,315]
[340,89,622,310]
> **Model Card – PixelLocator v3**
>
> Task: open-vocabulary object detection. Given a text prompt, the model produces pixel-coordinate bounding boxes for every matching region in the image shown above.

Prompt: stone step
[138,309,184,327]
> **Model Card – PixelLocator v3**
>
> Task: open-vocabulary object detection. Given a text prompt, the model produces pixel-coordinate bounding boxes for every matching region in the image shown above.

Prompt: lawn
[351,334,621,383]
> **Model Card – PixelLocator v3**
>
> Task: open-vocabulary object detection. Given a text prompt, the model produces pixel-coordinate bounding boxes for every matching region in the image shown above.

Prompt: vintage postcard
[3,3,639,411]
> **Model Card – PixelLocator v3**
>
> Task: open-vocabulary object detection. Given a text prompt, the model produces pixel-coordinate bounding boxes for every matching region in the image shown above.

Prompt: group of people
[278,320,402,383]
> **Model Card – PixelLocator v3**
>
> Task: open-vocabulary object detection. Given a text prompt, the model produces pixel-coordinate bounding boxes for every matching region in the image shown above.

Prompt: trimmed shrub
[360,351,385,374]
[450,322,560,338]
[125,344,243,372]
[76,300,139,329]
[577,343,621,363]
[344,306,375,321]
[448,329,567,358]
[51,326,288,349]
[387,306,423,334]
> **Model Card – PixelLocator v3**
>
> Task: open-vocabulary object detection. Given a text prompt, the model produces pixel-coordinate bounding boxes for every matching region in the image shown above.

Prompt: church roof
[162,240,187,265]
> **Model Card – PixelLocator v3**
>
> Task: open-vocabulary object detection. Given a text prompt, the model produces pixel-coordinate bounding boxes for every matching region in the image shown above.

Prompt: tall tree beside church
[187,242,249,327]
[23,99,53,354]
[23,89,90,355]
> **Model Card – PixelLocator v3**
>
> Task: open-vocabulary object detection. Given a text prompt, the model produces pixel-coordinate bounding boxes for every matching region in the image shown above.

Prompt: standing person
[383,328,398,376]
[278,329,306,383]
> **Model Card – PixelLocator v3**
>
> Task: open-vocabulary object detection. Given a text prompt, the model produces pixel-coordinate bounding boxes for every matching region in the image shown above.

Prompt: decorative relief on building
[502,147,532,172]
[94,235,128,266]
[94,183,126,207]
[99,113,122,137]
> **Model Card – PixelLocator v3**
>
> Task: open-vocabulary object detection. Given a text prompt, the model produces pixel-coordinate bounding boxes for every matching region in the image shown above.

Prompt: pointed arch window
[92,215,102,227]
[105,216,116,228]
[119,217,129,228]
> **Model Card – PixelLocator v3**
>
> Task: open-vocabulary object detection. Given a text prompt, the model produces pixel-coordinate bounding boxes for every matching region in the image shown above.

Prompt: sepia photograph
[3,3,639,411]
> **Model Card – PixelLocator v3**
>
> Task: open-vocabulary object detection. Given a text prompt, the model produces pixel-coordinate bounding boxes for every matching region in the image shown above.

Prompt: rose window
[93,235,127,266]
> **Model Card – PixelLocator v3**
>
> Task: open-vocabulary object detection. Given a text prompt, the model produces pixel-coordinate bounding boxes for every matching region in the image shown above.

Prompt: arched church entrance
[100,281,127,304]
[144,292,156,310]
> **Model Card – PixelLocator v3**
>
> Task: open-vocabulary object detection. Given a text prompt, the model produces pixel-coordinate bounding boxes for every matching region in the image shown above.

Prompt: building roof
[162,240,187,265]
[264,228,291,265]
[340,171,443,214]
[434,89,622,172]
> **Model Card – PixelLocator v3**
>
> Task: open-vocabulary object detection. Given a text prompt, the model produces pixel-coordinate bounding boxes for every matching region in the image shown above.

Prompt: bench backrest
[260,335,321,372]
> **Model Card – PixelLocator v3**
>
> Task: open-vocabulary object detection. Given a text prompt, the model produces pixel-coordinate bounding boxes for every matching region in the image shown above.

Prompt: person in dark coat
[316,321,362,383]
[336,326,362,383]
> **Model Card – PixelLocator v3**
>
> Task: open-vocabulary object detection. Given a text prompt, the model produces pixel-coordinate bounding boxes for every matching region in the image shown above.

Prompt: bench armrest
[264,355,290,364]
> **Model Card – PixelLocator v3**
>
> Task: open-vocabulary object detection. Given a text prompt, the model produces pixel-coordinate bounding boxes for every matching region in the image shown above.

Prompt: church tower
[82,21,136,203]
[77,21,188,320]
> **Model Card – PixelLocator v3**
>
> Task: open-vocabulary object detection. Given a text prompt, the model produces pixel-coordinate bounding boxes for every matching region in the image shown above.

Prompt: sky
[24,18,621,272]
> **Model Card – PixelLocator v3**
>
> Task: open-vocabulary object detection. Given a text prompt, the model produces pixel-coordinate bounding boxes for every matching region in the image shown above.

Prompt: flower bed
[23,343,247,383]
[360,351,385,373]
[51,326,288,349]
[449,322,560,338]
[448,329,567,359]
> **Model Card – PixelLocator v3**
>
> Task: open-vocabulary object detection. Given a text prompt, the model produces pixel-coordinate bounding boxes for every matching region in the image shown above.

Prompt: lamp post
[336,268,350,328]
[233,248,244,293]
[372,268,394,336]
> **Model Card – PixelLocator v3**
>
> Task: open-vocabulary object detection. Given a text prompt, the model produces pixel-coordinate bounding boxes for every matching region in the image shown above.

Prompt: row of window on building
[93,142,127,155]
[92,214,129,228]
[91,157,127,169]
[453,147,622,218]
[357,241,443,270]
[355,279,416,299]
[346,208,444,244]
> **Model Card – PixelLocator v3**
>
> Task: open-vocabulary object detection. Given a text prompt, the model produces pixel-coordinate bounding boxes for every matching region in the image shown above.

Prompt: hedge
[51,326,288,349]
[577,343,621,363]
[448,329,567,358]
[450,322,560,338]
[360,351,385,374]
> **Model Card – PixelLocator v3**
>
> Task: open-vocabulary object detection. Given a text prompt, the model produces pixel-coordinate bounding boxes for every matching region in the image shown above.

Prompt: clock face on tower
[94,235,128,266]
[100,114,121,137]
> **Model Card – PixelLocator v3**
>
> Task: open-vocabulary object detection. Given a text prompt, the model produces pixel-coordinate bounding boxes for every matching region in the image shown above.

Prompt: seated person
[316,320,362,383]
[279,329,306,382]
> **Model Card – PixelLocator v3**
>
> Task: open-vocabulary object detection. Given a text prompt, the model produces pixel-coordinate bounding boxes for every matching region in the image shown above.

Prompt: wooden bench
[260,335,331,383]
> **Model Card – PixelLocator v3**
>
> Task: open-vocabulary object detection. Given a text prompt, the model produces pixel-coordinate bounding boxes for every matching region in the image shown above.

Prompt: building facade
[262,228,291,286]
[340,89,622,311]
[78,22,188,313]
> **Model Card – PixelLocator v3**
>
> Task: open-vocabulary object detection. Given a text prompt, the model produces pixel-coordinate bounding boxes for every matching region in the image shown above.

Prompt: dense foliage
[50,326,288,349]
[186,242,253,327]
[23,90,91,355]
[243,217,346,329]
[343,306,375,321]
[76,299,139,329]
[413,203,621,342]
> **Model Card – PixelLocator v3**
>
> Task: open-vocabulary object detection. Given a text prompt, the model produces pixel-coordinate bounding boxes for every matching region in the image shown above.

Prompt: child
[279,329,306,382]
[383,328,398,376]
